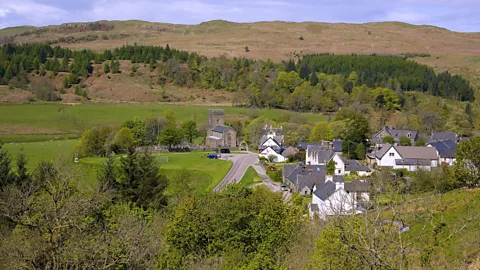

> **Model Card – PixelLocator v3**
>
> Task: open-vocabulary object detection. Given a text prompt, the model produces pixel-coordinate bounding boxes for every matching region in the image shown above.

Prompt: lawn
[2,141,232,193]
[0,103,327,141]
[3,139,78,170]
[79,152,232,193]
[239,166,261,187]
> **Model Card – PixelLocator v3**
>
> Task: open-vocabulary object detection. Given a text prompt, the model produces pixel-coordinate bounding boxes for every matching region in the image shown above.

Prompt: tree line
[296,54,474,101]
[0,43,474,109]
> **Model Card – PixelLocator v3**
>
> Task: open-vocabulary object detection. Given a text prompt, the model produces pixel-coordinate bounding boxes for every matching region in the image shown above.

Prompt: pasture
[0,103,327,142]
[2,140,232,193]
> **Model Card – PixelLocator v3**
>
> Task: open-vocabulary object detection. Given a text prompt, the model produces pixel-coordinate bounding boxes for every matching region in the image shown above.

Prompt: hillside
[1,20,479,90]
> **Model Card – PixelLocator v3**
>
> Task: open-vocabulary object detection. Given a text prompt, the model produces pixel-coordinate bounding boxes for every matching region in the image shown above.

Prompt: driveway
[213,153,258,191]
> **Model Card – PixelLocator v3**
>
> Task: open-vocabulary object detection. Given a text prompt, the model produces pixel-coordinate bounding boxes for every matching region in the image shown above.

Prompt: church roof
[212,125,230,133]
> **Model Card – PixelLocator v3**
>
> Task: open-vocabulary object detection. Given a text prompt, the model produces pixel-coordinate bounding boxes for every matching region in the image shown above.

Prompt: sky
[0,0,478,32]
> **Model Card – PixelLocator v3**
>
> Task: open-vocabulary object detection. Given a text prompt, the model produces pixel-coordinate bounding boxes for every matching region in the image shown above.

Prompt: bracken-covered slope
[1,20,479,101]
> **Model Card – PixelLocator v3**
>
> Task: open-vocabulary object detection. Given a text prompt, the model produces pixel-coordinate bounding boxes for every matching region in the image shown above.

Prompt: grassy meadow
[0,103,327,142]
[3,140,231,193]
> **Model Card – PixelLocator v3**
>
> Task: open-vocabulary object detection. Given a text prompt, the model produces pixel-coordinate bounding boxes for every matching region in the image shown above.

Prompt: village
[204,109,466,220]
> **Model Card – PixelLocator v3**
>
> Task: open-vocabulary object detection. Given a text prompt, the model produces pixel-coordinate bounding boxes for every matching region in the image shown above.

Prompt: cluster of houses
[367,126,464,170]
[203,112,465,220]
[278,126,465,220]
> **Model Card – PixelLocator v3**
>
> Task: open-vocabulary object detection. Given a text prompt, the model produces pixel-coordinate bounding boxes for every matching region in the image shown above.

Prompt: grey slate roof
[297,174,325,191]
[260,135,283,146]
[429,140,457,150]
[313,181,337,201]
[430,132,458,143]
[344,179,369,193]
[212,125,230,133]
[371,126,418,144]
[332,175,345,183]
[395,159,432,166]
[297,142,318,151]
[259,144,281,152]
[389,129,418,140]
[344,159,372,172]
[283,164,325,183]
[333,140,343,152]
[307,144,335,163]
[429,140,457,158]
[437,148,456,158]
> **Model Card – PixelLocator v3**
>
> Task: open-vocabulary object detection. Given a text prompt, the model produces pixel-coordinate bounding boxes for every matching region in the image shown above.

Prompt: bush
[31,78,60,101]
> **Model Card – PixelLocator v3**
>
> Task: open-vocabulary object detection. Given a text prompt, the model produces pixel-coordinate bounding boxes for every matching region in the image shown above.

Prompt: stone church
[206,109,237,148]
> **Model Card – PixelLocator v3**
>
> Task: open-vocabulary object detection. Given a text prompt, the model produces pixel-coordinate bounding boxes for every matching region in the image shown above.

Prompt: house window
[407,133,411,138]
[338,170,341,174]
[389,153,394,157]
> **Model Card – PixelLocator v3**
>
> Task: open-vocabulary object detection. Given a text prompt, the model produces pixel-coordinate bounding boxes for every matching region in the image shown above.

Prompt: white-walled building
[258,126,285,163]
[375,144,439,171]
[306,146,372,176]
[428,140,457,166]
[309,177,370,220]
[259,146,286,163]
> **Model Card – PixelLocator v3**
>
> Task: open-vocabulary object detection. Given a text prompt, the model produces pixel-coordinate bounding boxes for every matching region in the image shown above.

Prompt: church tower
[208,109,225,129]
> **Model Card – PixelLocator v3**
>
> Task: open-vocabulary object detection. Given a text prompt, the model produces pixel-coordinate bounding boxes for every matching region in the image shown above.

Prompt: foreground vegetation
[1,138,480,269]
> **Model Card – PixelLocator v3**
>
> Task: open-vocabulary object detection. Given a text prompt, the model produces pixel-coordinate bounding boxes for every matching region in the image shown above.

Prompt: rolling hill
[0,20,479,105]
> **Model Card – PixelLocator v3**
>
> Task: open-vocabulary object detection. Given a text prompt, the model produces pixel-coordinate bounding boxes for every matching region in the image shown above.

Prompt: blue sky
[0,0,478,32]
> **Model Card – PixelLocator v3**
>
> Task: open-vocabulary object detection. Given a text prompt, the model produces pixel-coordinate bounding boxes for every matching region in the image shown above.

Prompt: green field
[3,140,232,193]
[3,139,78,170]
[0,103,327,142]
[239,166,261,187]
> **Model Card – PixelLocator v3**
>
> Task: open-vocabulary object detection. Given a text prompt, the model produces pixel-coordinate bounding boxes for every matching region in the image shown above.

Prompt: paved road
[213,153,258,191]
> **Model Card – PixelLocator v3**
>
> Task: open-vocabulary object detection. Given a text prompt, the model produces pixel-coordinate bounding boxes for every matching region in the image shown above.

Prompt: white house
[428,140,457,166]
[375,144,439,171]
[258,126,285,163]
[259,146,286,162]
[309,177,369,220]
[307,146,372,176]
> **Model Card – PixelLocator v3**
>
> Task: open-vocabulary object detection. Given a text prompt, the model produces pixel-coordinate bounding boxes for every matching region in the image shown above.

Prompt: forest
[0,43,475,111]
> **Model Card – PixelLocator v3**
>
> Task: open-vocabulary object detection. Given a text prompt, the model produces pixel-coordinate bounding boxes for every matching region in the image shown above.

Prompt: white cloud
[384,10,429,23]
[0,0,67,25]
[0,8,9,17]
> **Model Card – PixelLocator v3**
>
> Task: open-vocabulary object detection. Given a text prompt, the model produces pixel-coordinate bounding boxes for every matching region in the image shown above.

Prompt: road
[213,153,258,192]
[213,153,290,201]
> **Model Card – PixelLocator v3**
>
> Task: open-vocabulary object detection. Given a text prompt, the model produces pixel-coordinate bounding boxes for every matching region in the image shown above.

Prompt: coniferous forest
[0,43,474,110]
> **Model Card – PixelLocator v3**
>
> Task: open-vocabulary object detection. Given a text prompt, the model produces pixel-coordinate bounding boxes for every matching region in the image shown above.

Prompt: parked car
[281,185,288,191]
[207,154,221,159]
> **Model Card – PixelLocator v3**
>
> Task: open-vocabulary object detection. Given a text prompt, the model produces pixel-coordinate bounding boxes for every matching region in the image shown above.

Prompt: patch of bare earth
[0,87,33,103]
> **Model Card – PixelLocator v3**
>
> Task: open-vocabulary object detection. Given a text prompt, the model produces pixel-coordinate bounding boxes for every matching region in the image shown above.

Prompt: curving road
[213,153,258,192]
